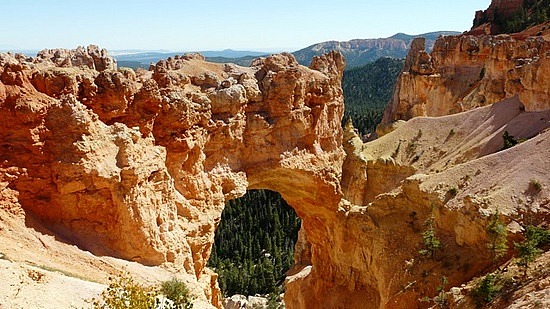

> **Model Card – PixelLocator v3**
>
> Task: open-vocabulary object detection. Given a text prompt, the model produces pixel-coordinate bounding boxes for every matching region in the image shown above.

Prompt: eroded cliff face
[0,46,345,306]
[1,30,549,309]
[327,25,549,309]
[380,25,550,132]
[326,97,550,308]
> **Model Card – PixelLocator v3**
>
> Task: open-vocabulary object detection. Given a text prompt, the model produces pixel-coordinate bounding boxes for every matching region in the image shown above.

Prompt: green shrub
[433,277,448,308]
[448,187,458,197]
[515,225,550,274]
[92,273,157,309]
[419,217,441,257]
[160,278,192,309]
[92,273,193,309]
[502,131,518,150]
[449,129,455,137]
[472,274,502,306]
[419,277,448,308]
[486,212,508,260]
[529,179,542,193]
[266,285,284,309]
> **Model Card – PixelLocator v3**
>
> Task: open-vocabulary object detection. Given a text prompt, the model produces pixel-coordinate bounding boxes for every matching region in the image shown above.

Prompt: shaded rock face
[472,0,525,34]
[380,27,550,129]
[0,48,345,306]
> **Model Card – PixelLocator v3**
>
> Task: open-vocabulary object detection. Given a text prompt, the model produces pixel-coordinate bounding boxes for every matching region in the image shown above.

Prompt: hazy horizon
[2,0,490,52]
[1,31,461,56]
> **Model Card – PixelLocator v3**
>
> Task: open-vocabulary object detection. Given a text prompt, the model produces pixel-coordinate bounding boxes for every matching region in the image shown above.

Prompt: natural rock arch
[2,34,548,309]
[0,47,349,306]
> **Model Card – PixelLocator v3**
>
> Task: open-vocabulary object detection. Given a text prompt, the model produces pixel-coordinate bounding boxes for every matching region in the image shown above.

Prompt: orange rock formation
[1,23,549,309]
[0,46,345,307]
[380,25,550,130]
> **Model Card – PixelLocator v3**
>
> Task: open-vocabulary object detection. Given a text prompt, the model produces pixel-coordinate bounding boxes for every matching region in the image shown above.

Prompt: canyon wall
[380,24,550,132]
[333,23,549,308]
[309,97,549,308]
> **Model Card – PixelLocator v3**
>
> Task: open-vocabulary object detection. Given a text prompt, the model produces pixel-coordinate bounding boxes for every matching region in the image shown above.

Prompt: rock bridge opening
[208,189,301,298]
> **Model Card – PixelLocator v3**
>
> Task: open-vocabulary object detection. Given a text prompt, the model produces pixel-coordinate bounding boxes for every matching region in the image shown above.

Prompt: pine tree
[208,190,301,297]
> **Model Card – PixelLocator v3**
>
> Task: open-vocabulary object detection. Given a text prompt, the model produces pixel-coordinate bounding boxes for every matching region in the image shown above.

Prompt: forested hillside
[342,57,403,136]
[208,190,301,297]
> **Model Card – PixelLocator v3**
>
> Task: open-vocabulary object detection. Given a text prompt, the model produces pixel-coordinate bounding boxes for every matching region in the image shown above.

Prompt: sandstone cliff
[380,24,550,132]
[336,20,550,309]
[0,45,345,307]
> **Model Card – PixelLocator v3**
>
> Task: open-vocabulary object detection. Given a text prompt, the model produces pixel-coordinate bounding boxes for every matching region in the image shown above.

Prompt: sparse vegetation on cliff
[420,276,449,308]
[486,211,508,260]
[160,278,193,309]
[472,273,503,306]
[502,131,518,150]
[447,187,458,198]
[529,179,543,193]
[515,225,550,275]
[419,216,441,258]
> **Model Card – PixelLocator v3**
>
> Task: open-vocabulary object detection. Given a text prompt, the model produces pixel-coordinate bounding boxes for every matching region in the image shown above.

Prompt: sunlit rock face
[1,21,549,308]
[380,26,550,133]
[339,23,550,308]
[0,45,346,307]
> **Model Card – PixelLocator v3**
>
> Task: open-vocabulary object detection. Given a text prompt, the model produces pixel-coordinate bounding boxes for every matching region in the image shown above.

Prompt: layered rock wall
[380,26,550,130]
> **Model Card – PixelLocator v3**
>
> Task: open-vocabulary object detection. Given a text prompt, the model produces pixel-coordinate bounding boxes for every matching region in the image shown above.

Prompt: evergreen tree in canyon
[342,57,404,136]
[208,190,301,296]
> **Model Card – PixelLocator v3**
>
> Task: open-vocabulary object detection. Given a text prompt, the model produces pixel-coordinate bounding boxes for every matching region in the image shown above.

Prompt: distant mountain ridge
[292,31,460,69]
[112,31,460,69]
[114,49,268,69]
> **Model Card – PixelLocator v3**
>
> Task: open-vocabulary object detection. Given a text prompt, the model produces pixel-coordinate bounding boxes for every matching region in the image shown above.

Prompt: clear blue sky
[1,0,490,52]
